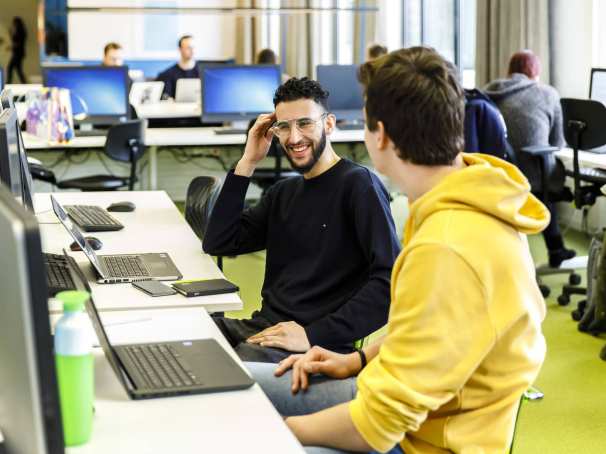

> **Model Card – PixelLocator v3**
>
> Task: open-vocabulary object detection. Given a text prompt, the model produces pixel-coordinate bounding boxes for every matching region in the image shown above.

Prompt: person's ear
[376,120,390,150]
[325,113,336,134]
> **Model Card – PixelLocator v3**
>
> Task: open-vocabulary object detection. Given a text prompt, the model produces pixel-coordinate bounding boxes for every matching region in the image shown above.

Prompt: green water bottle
[54,290,94,446]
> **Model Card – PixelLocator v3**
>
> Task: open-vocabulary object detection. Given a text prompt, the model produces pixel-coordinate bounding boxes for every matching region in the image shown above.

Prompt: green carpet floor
[214,229,605,453]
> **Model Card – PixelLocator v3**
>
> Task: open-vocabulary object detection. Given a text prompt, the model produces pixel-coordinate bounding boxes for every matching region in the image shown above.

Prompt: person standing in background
[7,16,27,83]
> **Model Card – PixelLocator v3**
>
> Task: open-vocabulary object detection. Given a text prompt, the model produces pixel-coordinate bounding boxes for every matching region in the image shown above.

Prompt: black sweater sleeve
[203,171,271,256]
[304,177,400,347]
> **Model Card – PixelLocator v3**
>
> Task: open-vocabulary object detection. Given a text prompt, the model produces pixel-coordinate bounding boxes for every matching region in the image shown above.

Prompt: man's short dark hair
[104,42,122,56]
[178,35,193,48]
[257,48,277,65]
[358,46,464,166]
[273,77,329,111]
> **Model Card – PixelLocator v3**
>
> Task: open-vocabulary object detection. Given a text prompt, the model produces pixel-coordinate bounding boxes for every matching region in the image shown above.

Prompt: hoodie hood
[404,153,550,243]
[483,73,537,101]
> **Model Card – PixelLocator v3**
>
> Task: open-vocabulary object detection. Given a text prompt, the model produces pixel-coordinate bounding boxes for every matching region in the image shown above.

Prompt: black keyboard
[44,253,77,297]
[103,255,149,278]
[214,128,248,135]
[124,344,201,389]
[336,122,365,130]
[65,205,124,232]
[74,129,109,137]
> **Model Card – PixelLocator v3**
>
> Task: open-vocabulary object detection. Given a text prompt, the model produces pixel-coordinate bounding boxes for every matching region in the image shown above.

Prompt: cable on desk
[66,149,92,165]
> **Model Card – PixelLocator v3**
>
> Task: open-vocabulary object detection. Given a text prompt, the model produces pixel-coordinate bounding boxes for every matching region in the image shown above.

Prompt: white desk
[556,147,606,169]
[23,127,364,191]
[37,191,243,314]
[135,101,201,119]
[59,308,304,453]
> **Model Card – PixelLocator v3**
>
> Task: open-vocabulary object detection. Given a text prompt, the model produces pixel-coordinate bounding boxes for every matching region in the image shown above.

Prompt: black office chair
[246,118,299,195]
[56,119,147,191]
[184,175,224,271]
[518,145,579,299]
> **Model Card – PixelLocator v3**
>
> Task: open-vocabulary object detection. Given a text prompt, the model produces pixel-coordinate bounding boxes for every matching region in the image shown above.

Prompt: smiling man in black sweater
[203,77,400,363]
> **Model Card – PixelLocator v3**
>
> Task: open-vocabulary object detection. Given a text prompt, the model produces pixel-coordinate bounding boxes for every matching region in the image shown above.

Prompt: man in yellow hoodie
[247,46,549,454]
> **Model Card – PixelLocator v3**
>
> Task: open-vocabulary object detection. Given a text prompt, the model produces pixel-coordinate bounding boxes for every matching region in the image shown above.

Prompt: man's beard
[281,130,327,174]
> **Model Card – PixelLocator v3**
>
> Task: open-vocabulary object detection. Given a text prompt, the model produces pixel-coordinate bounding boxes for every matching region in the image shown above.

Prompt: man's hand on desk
[246,321,311,352]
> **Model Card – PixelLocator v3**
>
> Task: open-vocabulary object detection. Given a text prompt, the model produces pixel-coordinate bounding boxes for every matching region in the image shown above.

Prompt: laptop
[129,81,164,105]
[51,195,182,284]
[63,251,255,399]
[175,78,201,103]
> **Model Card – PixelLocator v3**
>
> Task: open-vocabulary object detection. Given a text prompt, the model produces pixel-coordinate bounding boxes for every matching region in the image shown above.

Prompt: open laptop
[63,251,255,399]
[51,195,182,284]
[175,78,201,103]
[129,81,164,105]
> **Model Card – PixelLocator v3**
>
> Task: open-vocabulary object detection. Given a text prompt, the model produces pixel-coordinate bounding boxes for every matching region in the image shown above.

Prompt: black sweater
[204,159,400,352]
[156,64,199,99]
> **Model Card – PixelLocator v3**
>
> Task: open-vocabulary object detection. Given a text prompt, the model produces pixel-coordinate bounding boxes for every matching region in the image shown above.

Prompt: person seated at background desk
[248,46,548,454]
[203,77,400,363]
[484,49,575,268]
[256,48,291,83]
[157,34,199,99]
[102,42,124,66]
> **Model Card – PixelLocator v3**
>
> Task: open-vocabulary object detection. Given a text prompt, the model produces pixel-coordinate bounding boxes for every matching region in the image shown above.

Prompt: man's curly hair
[273,77,330,111]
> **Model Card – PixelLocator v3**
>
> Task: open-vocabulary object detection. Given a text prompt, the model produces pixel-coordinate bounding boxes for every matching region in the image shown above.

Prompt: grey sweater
[484,73,564,190]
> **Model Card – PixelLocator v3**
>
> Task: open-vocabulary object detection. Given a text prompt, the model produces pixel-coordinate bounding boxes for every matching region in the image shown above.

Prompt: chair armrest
[520,146,560,156]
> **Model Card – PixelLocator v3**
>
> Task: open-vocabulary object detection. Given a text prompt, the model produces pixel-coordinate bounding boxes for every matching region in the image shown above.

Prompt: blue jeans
[246,362,404,454]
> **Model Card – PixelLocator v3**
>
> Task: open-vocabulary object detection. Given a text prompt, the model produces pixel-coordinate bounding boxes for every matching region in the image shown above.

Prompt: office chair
[518,145,581,298]
[56,119,147,191]
[184,175,224,271]
[555,98,606,308]
[246,118,299,195]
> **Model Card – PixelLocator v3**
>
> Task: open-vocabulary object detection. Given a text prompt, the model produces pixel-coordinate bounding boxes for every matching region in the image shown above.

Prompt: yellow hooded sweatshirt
[349,153,549,454]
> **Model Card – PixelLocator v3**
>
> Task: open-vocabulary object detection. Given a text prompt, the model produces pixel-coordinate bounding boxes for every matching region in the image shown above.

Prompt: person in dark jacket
[7,17,27,83]
[484,50,575,268]
[203,77,400,363]
[464,88,514,162]
[156,35,198,99]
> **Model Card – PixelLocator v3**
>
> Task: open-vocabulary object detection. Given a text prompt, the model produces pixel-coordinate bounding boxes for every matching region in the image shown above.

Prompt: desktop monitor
[43,65,130,126]
[0,186,65,454]
[0,107,24,205]
[316,64,364,122]
[0,67,3,90]
[200,64,281,123]
[589,68,606,105]
[0,90,34,211]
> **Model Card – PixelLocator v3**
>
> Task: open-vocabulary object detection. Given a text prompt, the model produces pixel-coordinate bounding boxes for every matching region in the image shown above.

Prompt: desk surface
[556,147,606,169]
[37,191,243,314]
[23,126,364,150]
[62,308,304,454]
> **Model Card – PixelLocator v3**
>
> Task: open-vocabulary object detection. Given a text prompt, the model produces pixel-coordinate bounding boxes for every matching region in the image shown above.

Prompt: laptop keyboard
[124,344,201,389]
[65,205,124,232]
[104,255,150,277]
[44,253,77,297]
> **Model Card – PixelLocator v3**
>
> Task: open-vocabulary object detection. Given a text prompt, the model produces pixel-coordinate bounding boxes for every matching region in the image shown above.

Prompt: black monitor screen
[316,65,364,122]
[0,186,65,454]
[201,64,280,122]
[43,65,129,125]
[0,67,4,91]
[0,108,24,204]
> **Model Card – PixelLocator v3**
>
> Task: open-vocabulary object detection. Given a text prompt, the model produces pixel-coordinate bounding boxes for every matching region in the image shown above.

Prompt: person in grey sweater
[484,49,575,267]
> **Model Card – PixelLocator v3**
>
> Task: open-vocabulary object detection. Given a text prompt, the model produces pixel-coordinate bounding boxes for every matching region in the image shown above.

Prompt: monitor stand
[214,120,250,135]
[75,122,109,138]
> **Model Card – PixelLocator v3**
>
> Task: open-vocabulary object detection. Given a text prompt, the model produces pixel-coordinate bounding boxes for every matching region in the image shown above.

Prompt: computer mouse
[70,237,103,251]
[106,201,136,212]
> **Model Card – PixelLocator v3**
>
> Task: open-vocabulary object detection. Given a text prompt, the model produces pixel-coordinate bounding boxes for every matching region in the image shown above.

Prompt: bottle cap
[56,290,89,313]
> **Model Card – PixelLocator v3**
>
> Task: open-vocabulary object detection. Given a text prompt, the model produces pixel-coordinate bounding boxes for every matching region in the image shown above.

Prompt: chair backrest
[185,175,222,242]
[105,119,147,163]
[561,98,606,150]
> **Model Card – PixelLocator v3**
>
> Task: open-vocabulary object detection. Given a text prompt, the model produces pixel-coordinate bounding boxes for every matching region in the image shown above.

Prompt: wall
[551,0,593,97]
[1,0,41,82]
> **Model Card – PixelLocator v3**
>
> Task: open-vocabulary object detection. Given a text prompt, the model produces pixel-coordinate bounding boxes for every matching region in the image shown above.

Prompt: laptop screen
[50,195,104,275]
